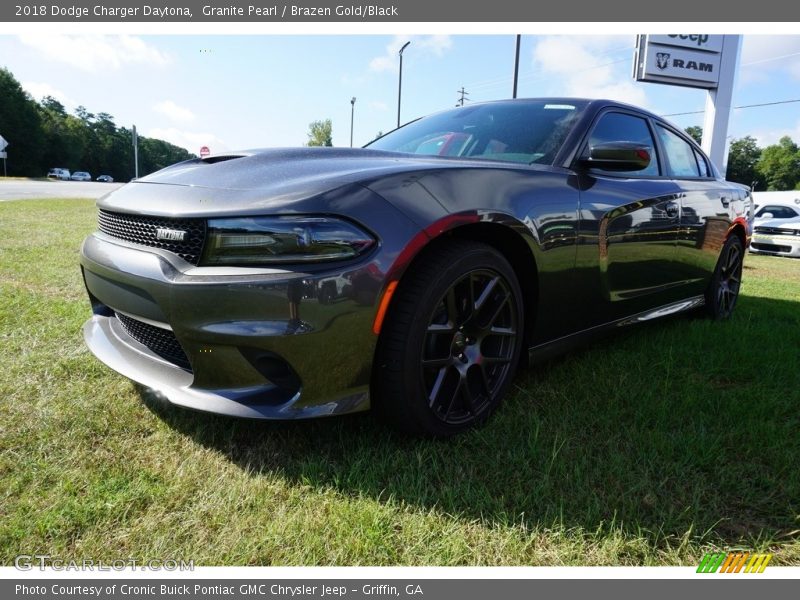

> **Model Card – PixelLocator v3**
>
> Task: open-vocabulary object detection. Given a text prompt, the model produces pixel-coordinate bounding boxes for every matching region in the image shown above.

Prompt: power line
[742,50,800,67]
[463,45,634,93]
[467,57,631,95]
[662,98,800,117]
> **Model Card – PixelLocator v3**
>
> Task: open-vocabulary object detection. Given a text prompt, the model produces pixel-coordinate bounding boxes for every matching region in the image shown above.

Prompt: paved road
[0,179,123,201]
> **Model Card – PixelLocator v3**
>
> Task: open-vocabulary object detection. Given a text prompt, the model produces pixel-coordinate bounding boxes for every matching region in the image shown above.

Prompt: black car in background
[80,98,752,436]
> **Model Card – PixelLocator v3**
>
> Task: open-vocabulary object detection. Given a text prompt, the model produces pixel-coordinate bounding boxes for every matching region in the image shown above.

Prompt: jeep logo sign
[648,34,724,53]
[634,34,724,89]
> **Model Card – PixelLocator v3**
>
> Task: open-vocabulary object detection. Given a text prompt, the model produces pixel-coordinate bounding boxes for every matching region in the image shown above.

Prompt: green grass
[1,198,799,566]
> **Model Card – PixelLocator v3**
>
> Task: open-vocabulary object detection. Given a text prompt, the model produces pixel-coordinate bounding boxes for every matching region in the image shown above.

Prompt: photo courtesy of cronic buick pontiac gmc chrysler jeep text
[80,98,753,437]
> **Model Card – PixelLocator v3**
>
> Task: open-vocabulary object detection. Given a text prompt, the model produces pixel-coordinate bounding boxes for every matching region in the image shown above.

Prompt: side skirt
[528,295,706,364]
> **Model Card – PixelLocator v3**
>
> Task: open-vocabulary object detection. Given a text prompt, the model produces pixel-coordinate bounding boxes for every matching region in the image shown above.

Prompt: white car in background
[70,171,92,181]
[750,217,800,258]
[47,168,70,180]
[753,202,800,224]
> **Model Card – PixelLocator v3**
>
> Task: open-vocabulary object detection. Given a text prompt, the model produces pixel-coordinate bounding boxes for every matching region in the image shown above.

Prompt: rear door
[654,123,731,294]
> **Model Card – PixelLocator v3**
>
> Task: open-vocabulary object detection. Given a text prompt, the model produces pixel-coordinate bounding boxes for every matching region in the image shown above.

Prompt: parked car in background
[96,175,114,183]
[47,168,70,180]
[80,97,753,437]
[70,171,92,181]
[753,203,800,224]
[750,217,800,258]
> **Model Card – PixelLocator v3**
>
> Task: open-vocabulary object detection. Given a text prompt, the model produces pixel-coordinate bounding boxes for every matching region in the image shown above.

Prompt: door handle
[665,202,679,218]
[721,196,730,208]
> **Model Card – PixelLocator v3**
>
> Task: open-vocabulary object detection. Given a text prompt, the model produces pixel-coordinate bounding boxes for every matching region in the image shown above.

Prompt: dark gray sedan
[80,98,752,436]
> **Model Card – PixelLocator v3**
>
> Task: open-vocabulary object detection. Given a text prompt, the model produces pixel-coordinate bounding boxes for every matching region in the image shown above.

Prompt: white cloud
[530,36,646,106]
[368,101,388,111]
[17,34,170,72]
[21,81,74,108]
[153,100,195,123]
[369,35,453,73]
[146,127,229,155]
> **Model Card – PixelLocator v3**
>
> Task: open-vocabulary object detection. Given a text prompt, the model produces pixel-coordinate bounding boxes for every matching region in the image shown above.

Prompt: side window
[587,112,659,176]
[656,125,701,178]
[693,148,713,178]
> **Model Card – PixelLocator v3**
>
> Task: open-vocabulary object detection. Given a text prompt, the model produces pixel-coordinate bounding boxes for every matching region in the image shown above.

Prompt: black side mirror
[578,141,652,172]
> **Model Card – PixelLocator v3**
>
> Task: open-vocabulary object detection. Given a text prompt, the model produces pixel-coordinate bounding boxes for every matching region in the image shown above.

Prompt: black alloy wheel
[706,235,744,319]
[373,240,524,437]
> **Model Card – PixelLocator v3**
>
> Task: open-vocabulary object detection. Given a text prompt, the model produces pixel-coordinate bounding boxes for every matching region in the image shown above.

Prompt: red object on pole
[200,146,210,158]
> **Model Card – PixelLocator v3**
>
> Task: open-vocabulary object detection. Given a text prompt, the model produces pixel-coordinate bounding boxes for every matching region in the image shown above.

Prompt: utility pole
[456,87,470,107]
[512,35,521,99]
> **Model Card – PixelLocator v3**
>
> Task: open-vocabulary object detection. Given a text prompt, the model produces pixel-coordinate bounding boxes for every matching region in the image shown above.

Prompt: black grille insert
[751,243,792,254]
[98,210,206,265]
[754,226,800,237]
[115,312,191,371]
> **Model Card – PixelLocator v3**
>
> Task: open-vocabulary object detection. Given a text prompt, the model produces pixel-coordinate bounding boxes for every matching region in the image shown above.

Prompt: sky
[2,34,800,155]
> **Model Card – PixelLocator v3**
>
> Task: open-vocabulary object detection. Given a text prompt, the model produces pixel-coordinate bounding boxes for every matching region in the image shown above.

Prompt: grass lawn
[1,198,799,566]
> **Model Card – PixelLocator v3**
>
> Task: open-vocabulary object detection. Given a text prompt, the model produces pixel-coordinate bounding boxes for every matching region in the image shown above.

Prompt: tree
[757,136,800,191]
[306,119,333,147]
[37,96,87,171]
[685,126,703,145]
[0,67,45,175]
[725,136,762,189]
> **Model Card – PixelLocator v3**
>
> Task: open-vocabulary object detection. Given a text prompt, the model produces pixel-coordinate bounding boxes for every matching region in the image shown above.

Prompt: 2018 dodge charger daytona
[80,98,752,436]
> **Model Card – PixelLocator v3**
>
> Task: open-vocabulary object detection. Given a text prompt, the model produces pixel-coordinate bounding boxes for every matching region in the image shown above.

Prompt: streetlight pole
[350,97,356,148]
[397,41,411,129]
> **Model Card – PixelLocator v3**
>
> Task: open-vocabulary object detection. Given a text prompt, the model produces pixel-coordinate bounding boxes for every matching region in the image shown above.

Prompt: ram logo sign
[634,34,724,89]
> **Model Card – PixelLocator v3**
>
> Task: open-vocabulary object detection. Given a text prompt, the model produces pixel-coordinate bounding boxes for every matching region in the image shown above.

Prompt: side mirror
[578,141,652,172]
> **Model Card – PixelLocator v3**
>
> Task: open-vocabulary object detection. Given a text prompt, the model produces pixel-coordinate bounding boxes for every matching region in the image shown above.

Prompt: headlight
[201,216,375,265]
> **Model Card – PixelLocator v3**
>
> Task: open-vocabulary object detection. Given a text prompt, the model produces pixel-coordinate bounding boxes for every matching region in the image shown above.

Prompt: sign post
[0,134,8,177]
[132,125,139,180]
[200,146,210,158]
[701,36,741,174]
[633,34,742,176]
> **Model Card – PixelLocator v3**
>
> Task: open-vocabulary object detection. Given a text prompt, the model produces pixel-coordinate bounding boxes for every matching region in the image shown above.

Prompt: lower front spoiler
[83,314,370,420]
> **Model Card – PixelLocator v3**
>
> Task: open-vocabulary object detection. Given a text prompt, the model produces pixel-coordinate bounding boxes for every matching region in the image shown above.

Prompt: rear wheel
[373,241,524,437]
[705,235,743,319]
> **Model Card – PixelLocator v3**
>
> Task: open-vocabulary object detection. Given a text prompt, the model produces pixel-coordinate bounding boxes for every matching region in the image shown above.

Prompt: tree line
[0,67,194,181]
[3,63,800,189]
[685,126,800,191]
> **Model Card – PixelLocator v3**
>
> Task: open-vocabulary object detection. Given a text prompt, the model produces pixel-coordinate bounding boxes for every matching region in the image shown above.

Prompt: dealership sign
[633,34,742,176]
[634,34,725,89]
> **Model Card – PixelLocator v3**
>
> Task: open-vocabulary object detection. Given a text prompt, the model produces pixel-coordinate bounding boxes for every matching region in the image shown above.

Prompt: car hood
[755,217,800,231]
[97,147,500,216]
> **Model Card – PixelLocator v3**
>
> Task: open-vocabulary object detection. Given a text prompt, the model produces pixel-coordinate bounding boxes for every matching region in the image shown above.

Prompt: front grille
[751,242,792,254]
[754,226,800,236]
[115,312,192,370]
[98,210,206,265]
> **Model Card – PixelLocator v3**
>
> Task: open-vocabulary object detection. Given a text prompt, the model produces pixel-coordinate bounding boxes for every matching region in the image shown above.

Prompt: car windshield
[366,100,588,164]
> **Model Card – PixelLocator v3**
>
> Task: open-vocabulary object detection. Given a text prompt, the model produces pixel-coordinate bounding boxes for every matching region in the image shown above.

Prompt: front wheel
[373,241,524,437]
[705,235,744,319]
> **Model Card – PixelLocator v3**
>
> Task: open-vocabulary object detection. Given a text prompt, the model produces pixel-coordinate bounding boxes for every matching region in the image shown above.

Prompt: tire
[705,235,744,319]
[373,240,524,437]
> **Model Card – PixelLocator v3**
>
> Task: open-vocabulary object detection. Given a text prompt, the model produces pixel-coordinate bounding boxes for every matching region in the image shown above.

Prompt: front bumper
[80,232,389,419]
[749,234,800,258]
